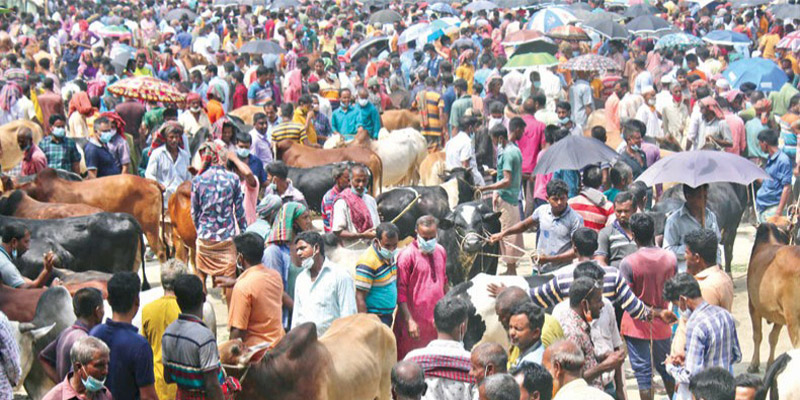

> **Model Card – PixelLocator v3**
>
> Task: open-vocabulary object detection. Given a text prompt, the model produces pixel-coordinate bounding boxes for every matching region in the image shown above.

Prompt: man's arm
[538,249,575,265]
[203,370,225,400]
[18,252,55,289]
[37,343,60,384]
[777,183,793,216]
[489,215,535,242]
[480,169,511,191]
[229,327,247,341]
[138,385,158,400]
[355,290,368,313]
[528,275,564,308]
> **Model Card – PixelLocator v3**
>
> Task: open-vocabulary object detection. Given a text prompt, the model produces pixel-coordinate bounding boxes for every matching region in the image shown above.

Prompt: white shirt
[331,194,380,235]
[145,145,192,207]
[315,94,333,120]
[444,131,485,186]
[635,103,663,139]
[634,71,653,94]
[540,69,563,112]
[178,109,211,137]
[291,258,357,336]
[193,36,215,64]
[553,378,614,400]
[208,76,231,112]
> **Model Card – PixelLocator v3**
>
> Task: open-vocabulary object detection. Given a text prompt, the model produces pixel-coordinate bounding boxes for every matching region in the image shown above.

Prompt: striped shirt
[595,221,638,267]
[529,262,650,320]
[355,245,398,315]
[568,189,615,231]
[416,90,444,137]
[162,314,224,394]
[270,121,307,143]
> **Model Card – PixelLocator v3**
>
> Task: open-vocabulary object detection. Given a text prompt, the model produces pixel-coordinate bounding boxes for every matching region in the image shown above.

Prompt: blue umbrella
[723,57,787,92]
[703,30,750,46]
[465,0,497,11]
[430,2,457,14]
[525,8,576,33]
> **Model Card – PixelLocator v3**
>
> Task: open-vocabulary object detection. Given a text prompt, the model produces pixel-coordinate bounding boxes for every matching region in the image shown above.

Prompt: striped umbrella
[108,77,186,104]
[777,31,800,52]
[91,24,133,40]
[525,8,576,33]
[547,25,591,41]
[654,32,703,50]
[504,53,560,69]
[561,53,620,71]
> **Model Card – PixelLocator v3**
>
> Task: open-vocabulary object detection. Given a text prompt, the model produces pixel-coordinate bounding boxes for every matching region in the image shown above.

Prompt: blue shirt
[176,31,193,49]
[530,205,584,257]
[442,86,456,117]
[90,320,155,400]
[756,150,793,212]
[356,102,381,139]
[331,106,359,138]
[262,243,292,326]
[84,140,122,177]
[554,169,580,198]
[246,155,267,186]
[426,55,442,78]
[662,205,721,272]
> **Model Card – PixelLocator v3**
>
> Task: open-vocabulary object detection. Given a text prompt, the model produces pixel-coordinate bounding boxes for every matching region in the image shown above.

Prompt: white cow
[8,321,55,393]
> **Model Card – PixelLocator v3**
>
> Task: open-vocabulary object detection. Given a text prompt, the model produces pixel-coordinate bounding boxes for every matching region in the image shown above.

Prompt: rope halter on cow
[389,187,422,225]
[455,230,543,274]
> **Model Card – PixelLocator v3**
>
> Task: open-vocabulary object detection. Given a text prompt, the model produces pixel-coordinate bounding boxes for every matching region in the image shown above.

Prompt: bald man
[495,287,563,348]
[542,340,612,400]
[470,342,508,391]
[392,360,427,400]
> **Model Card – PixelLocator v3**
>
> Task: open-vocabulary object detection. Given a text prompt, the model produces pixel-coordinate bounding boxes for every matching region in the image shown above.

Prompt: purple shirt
[249,128,273,166]
[107,134,131,166]
[641,142,661,167]
[39,321,90,381]
[191,166,247,241]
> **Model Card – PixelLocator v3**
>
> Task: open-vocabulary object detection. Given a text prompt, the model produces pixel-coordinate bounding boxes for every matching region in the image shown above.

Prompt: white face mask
[357,98,369,107]
[300,249,318,269]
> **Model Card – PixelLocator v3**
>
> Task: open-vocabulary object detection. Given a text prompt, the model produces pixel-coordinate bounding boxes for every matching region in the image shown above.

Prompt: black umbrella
[164,8,198,21]
[111,51,134,75]
[351,36,390,61]
[510,39,559,56]
[369,9,403,24]
[239,40,285,54]
[626,15,671,34]
[533,135,619,175]
[583,16,629,40]
[624,3,658,18]
[452,37,476,50]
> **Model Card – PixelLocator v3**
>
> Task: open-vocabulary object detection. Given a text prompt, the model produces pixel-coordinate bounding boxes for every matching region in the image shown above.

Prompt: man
[636,86,662,140]
[115,97,147,142]
[734,374,762,400]
[494,287,564,349]
[479,121,525,275]
[292,231,357,335]
[594,191,638,267]
[206,65,230,112]
[235,132,268,187]
[756,129,793,221]
[689,367,736,400]
[688,97,733,151]
[568,166,614,231]
[416,77,446,150]
[664,274,741,400]
[248,112,274,167]
[513,362,553,400]
[41,337,112,400]
[228,232,285,347]
[507,302,546,369]
[248,66,280,106]
[355,222,400,326]
[356,87,382,139]
[490,180,583,272]
[518,98,546,217]
[543,340,612,400]
[271,103,313,146]
[605,81,623,135]
[470,342,508,391]
[40,288,105,383]
[17,127,47,176]
[264,161,307,207]
[133,53,154,77]
[293,95,319,144]
[145,122,192,207]
[37,78,64,134]
[141,260,186,400]
[663,184,722,272]
[404,297,472,400]
[661,82,689,148]
[478,374,520,400]
[322,165,350,232]
[395,215,449,359]
[618,121,648,180]
[90,272,157,400]
[85,117,123,178]
[39,114,82,174]
[162,274,228,400]
[392,360,428,400]
[618,214,677,400]
[192,142,246,302]
[448,79,472,136]
[618,80,644,123]
[0,224,54,289]
[331,165,380,243]
[331,88,359,140]
[569,70,593,128]
[555,102,582,137]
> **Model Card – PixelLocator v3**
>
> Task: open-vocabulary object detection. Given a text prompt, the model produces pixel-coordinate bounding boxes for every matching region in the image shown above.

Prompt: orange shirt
[207,100,225,125]
[228,265,286,347]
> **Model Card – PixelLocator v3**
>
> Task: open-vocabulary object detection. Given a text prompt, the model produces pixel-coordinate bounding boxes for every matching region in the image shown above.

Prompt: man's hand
[487,283,507,298]
[408,318,420,340]
[360,228,376,239]
[43,251,56,273]
[307,109,315,120]
[604,349,626,370]
[656,308,678,324]
[214,276,237,288]
[666,352,685,366]
[488,232,504,244]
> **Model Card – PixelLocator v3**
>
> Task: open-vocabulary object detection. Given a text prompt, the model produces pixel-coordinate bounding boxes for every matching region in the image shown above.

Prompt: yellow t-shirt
[141,295,181,400]
[456,64,476,94]
[293,107,317,144]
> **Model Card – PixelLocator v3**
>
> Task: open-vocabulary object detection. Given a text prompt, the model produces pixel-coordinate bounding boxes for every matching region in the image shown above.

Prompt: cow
[746,223,800,373]
[759,349,800,400]
[381,109,421,131]
[418,151,446,186]
[16,168,169,263]
[0,213,148,290]
[219,314,395,400]
[0,120,44,171]
[377,168,475,240]
[275,140,383,193]
[0,190,102,219]
[287,162,373,213]
[0,277,108,323]
[169,181,195,268]
[14,169,83,184]
[650,182,747,273]
[229,105,265,126]
[437,200,502,285]
[178,49,208,70]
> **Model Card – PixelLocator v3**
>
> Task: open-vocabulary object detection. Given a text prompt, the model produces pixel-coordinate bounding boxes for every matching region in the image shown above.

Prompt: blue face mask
[11,249,17,259]
[236,148,250,159]
[352,185,364,197]
[81,367,106,392]
[533,81,541,89]
[52,127,66,138]
[99,131,115,144]
[558,117,570,125]
[630,144,641,152]
[376,244,394,261]
[418,237,437,253]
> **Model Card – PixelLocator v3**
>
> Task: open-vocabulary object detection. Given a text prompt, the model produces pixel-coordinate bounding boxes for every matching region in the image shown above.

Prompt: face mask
[99,131,115,144]
[572,50,580,57]
[300,250,317,269]
[376,243,394,261]
[533,81,541,89]
[190,106,201,113]
[647,98,656,106]
[630,144,641,151]
[418,237,437,253]
[236,148,250,159]
[11,249,17,259]
[488,117,503,127]
[52,127,66,138]
[81,367,106,392]
[681,307,692,321]
[268,183,277,192]
[357,98,369,107]
[672,94,682,103]
[352,185,364,197]
[20,143,30,152]
[558,117,570,125]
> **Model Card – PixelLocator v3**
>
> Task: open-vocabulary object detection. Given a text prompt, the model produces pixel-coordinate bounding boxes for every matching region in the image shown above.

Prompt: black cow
[650,182,747,272]
[2,213,147,287]
[287,161,373,213]
[474,127,495,183]
[437,199,502,285]
[376,168,475,239]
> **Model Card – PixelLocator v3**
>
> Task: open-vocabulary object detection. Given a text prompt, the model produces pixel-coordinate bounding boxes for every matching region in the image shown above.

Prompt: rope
[455,230,543,274]
[390,187,422,224]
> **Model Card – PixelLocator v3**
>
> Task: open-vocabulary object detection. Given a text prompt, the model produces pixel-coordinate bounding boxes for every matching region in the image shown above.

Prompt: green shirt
[604,187,620,202]
[449,96,472,130]
[497,143,523,205]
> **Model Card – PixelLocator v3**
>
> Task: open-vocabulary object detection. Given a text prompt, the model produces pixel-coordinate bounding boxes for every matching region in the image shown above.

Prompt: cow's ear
[240,341,272,366]
[482,211,501,224]
[438,212,455,230]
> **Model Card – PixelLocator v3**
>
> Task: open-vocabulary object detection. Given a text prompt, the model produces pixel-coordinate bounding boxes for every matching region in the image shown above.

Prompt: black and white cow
[438,199,501,285]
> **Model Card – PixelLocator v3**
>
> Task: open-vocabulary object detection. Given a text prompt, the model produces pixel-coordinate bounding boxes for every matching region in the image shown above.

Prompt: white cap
[716,78,730,89]
[642,85,655,94]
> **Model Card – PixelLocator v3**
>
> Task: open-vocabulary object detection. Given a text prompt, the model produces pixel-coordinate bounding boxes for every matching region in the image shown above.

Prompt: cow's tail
[157,181,172,260]
[139,232,150,291]
[760,352,792,400]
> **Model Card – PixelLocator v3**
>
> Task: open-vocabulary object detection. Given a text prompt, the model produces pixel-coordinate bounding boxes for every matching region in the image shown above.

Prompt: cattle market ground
[13,224,792,400]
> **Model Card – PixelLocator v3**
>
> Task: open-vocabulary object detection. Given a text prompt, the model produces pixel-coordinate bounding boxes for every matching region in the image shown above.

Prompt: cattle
[0,213,148,289]
[377,168,475,240]
[418,151,446,186]
[169,181,195,268]
[438,199,502,285]
[275,140,383,193]
[650,182,747,273]
[0,190,102,219]
[381,109,421,131]
[746,223,800,373]
[474,127,495,183]
[229,105,265,126]
[287,161,373,213]
[0,120,44,171]
[0,276,108,323]
[17,168,169,263]
[219,314,395,400]
[760,349,800,400]
[14,169,83,184]
[178,49,208,70]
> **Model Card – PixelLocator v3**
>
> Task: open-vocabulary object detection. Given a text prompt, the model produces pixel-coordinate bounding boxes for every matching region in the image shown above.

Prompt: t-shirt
[39,322,90,381]
[141,296,181,400]
[84,141,122,177]
[496,143,523,205]
[247,81,273,106]
[618,247,677,340]
[0,247,24,288]
[354,245,398,315]
[228,266,286,347]
[90,320,155,400]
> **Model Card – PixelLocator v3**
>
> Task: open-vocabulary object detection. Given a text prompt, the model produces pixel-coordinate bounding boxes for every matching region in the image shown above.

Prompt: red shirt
[517,114,546,175]
[232,83,248,111]
[618,247,677,340]
[567,189,615,231]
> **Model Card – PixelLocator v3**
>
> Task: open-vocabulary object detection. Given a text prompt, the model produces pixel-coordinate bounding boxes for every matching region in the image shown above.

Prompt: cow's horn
[17,322,36,333]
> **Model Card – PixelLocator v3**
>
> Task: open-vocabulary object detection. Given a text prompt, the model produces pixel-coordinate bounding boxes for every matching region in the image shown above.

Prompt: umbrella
[723,57,788,92]
[504,52,560,69]
[110,51,134,75]
[502,29,546,45]
[430,2,457,13]
[533,135,619,174]
[164,8,198,21]
[495,0,537,8]
[212,0,238,6]
[623,3,658,17]
[465,0,497,11]
[399,22,430,44]
[547,25,591,40]
[561,53,620,71]
[654,32,703,50]
[108,77,186,104]
[91,25,133,40]
[239,40,285,55]
[733,0,770,7]
[525,8,576,33]
[452,37,476,50]
[702,30,750,46]
[569,2,592,11]
[777,31,800,52]
[269,0,300,10]
[769,4,800,19]
[582,17,629,40]
[636,151,769,187]
[369,10,403,24]
[578,10,624,22]
[510,39,559,55]
[427,18,461,41]
[625,15,671,34]
[350,36,391,61]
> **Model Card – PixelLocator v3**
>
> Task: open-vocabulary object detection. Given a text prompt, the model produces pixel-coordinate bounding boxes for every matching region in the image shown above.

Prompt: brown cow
[747,222,800,372]
[178,49,208,70]
[17,169,169,262]
[381,109,421,131]
[275,140,383,193]
[0,190,102,219]
[229,105,266,126]
[220,314,396,400]
[169,181,196,268]
[418,151,446,186]
[0,120,44,171]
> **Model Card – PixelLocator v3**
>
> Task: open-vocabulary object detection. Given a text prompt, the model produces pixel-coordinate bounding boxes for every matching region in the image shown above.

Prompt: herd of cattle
[3,111,800,399]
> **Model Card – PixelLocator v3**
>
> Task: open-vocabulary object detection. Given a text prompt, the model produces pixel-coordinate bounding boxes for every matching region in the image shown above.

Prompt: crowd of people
[1,0,800,399]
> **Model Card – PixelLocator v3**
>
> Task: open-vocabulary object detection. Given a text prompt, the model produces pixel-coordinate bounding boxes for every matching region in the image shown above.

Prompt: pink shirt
[619,247,677,340]
[517,114,546,175]
[241,179,260,226]
[42,374,114,400]
[604,93,621,133]
[723,111,746,156]
[533,150,552,201]
[21,145,48,176]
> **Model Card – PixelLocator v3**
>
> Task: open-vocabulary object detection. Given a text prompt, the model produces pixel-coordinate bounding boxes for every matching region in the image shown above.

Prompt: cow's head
[219,339,273,369]
[441,167,476,205]
[9,321,55,389]
[440,201,501,284]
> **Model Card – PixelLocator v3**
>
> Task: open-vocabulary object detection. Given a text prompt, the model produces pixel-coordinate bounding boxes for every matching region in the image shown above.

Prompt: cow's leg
[173,226,188,265]
[749,300,764,372]
[787,313,800,349]
[767,323,783,367]
[723,231,735,273]
[145,228,168,263]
